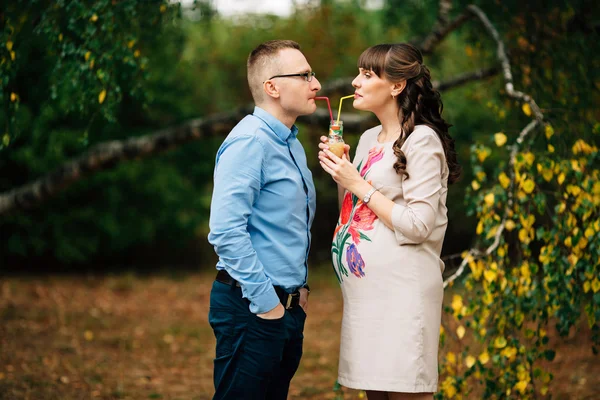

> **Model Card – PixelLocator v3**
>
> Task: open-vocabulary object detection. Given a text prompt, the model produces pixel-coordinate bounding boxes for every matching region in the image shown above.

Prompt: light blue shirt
[208,107,317,314]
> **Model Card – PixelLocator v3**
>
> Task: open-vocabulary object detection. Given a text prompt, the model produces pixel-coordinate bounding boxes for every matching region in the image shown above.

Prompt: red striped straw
[315,96,333,122]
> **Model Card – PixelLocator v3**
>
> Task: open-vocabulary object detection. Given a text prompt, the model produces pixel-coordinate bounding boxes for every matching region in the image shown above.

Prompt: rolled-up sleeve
[208,135,280,314]
[391,132,444,245]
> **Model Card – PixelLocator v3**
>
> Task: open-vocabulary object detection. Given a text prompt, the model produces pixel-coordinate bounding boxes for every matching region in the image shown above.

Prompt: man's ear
[264,80,280,99]
[391,80,407,97]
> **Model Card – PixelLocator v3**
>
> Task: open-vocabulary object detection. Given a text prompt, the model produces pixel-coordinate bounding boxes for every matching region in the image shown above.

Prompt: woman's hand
[318,145,364,193]
[318,136,351,159]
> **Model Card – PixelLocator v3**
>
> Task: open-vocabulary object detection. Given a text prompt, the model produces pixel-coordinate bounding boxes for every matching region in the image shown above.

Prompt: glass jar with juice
[328,120,345,158]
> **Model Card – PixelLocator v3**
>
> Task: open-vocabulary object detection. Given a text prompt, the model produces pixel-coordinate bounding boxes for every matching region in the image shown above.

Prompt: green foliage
[435,2,600,398]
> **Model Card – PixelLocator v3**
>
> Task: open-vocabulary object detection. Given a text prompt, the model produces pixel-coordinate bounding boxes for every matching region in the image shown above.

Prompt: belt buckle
[285,294,293,309]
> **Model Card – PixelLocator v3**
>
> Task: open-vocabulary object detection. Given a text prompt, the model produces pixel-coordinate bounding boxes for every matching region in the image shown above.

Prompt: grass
[0,269,598,399]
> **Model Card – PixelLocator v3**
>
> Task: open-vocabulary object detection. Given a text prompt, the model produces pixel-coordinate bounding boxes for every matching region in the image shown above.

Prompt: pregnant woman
[318,43,461,400]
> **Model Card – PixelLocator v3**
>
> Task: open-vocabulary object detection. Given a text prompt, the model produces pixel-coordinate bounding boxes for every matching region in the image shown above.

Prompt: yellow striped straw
[336,95,355,125]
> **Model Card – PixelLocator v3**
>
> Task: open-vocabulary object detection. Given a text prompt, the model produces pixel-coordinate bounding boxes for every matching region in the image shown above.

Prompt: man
[207,40,320,399]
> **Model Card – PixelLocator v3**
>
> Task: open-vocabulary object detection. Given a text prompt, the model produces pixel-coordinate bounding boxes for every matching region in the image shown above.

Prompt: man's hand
[299,288,309,313]
[257,303,285,320]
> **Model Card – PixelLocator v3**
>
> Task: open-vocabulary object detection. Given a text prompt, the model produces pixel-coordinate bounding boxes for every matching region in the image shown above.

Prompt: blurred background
[5,0,593,273]
[1,0,598,399]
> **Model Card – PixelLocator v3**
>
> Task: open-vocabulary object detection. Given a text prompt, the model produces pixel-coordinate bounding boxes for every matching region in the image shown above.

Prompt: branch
[443,5,544,288]
[321,67,500,96]
[466,5,544,123]
[434,67,500,91]
[0,107,251,216]
[420,9,472,55]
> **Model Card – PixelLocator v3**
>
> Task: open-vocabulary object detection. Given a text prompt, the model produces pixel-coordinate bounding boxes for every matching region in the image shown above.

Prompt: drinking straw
[315,97,333,122]
[336,95,355,125]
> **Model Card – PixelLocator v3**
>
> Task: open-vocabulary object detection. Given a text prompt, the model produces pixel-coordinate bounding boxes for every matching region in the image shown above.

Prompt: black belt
[215,269,301,310]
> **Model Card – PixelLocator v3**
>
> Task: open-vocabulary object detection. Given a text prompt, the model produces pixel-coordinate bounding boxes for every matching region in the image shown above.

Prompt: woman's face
[351,68,396,112]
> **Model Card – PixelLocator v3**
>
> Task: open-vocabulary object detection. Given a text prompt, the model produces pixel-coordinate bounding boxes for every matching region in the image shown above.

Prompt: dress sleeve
[390,130,444,245]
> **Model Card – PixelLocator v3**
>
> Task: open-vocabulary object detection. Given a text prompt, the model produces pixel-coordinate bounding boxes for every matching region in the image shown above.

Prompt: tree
[1,1,599,396]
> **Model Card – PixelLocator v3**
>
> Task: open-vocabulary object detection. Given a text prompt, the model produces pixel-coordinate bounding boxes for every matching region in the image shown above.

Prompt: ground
[0,269,598,399]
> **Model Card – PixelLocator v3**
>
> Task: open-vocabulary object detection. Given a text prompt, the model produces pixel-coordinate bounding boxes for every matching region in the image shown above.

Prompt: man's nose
[312,77,322,91]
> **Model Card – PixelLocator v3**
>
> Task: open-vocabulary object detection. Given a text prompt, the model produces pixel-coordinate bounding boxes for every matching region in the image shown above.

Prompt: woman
[318,43,461,400]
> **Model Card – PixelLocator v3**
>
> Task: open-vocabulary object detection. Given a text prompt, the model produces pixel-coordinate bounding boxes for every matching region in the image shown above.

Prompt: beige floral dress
[333,124,449,393]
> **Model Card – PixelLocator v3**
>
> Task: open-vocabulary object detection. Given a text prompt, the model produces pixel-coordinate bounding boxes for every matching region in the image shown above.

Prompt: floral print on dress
[331,146,383,282]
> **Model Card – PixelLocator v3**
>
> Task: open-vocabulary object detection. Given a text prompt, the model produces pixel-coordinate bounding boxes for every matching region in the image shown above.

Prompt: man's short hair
[247,40,301,104]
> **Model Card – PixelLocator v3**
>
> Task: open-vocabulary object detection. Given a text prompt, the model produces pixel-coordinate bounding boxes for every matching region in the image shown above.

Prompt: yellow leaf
[58,33,63,42]
[160,4,167,13]
[501,346,517,359]
[98,89,107,104]
[545,124,554,139]
[494,132,507,147]
[484,269,497,283]
[10,92,17,102]
[498,172,510,189]
[2,133,10,147]
[548,144,555,153]
[523,152,535,165]
[486,225,498,240]
[498,246,506,257]
[6,41,13,51]
[84,51,91,61]
[514,380,528,394]
[505,220,516,231]
[584,281,591,293]
[90,59,95,69]
[518,229,530,243]
[465,355,476,368]
[457,326,466,339]
[567,185,581,197]
[522,179,535,194]
[84,330,94,341]
[567,254,578,266]
[465,45,473,57]
[90,14,98,22]
[558,172,566,185]
[471,180,480,190]
[592,278,600,293]
[522,103,532,116]
[585,227,594,238]
[478,351,490,365]
[477,148,490,163]
[446,352,456,364]
[494,336,507,349]
[476,220,483,235]
[451,295,463,313]
[542,169,553,182]
[564,236,572,247]
[134,49,141,58]
[484,193,495,207]
[127,40,136,49]
[442,377,457,398]
[541,386,549,395]
[10,50,15,61]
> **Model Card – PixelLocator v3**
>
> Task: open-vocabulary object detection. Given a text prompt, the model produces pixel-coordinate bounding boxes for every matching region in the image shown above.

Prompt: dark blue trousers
[208,281,306,400]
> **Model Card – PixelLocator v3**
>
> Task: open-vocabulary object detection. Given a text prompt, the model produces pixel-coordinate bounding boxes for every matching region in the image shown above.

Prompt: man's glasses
[266,71,316,83]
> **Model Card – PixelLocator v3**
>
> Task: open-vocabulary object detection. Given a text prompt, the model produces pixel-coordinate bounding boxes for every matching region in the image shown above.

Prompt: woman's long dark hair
[357,43,461,184]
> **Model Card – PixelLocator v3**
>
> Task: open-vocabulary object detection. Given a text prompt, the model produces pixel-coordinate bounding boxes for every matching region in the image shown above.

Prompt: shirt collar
[253,106,298,142]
